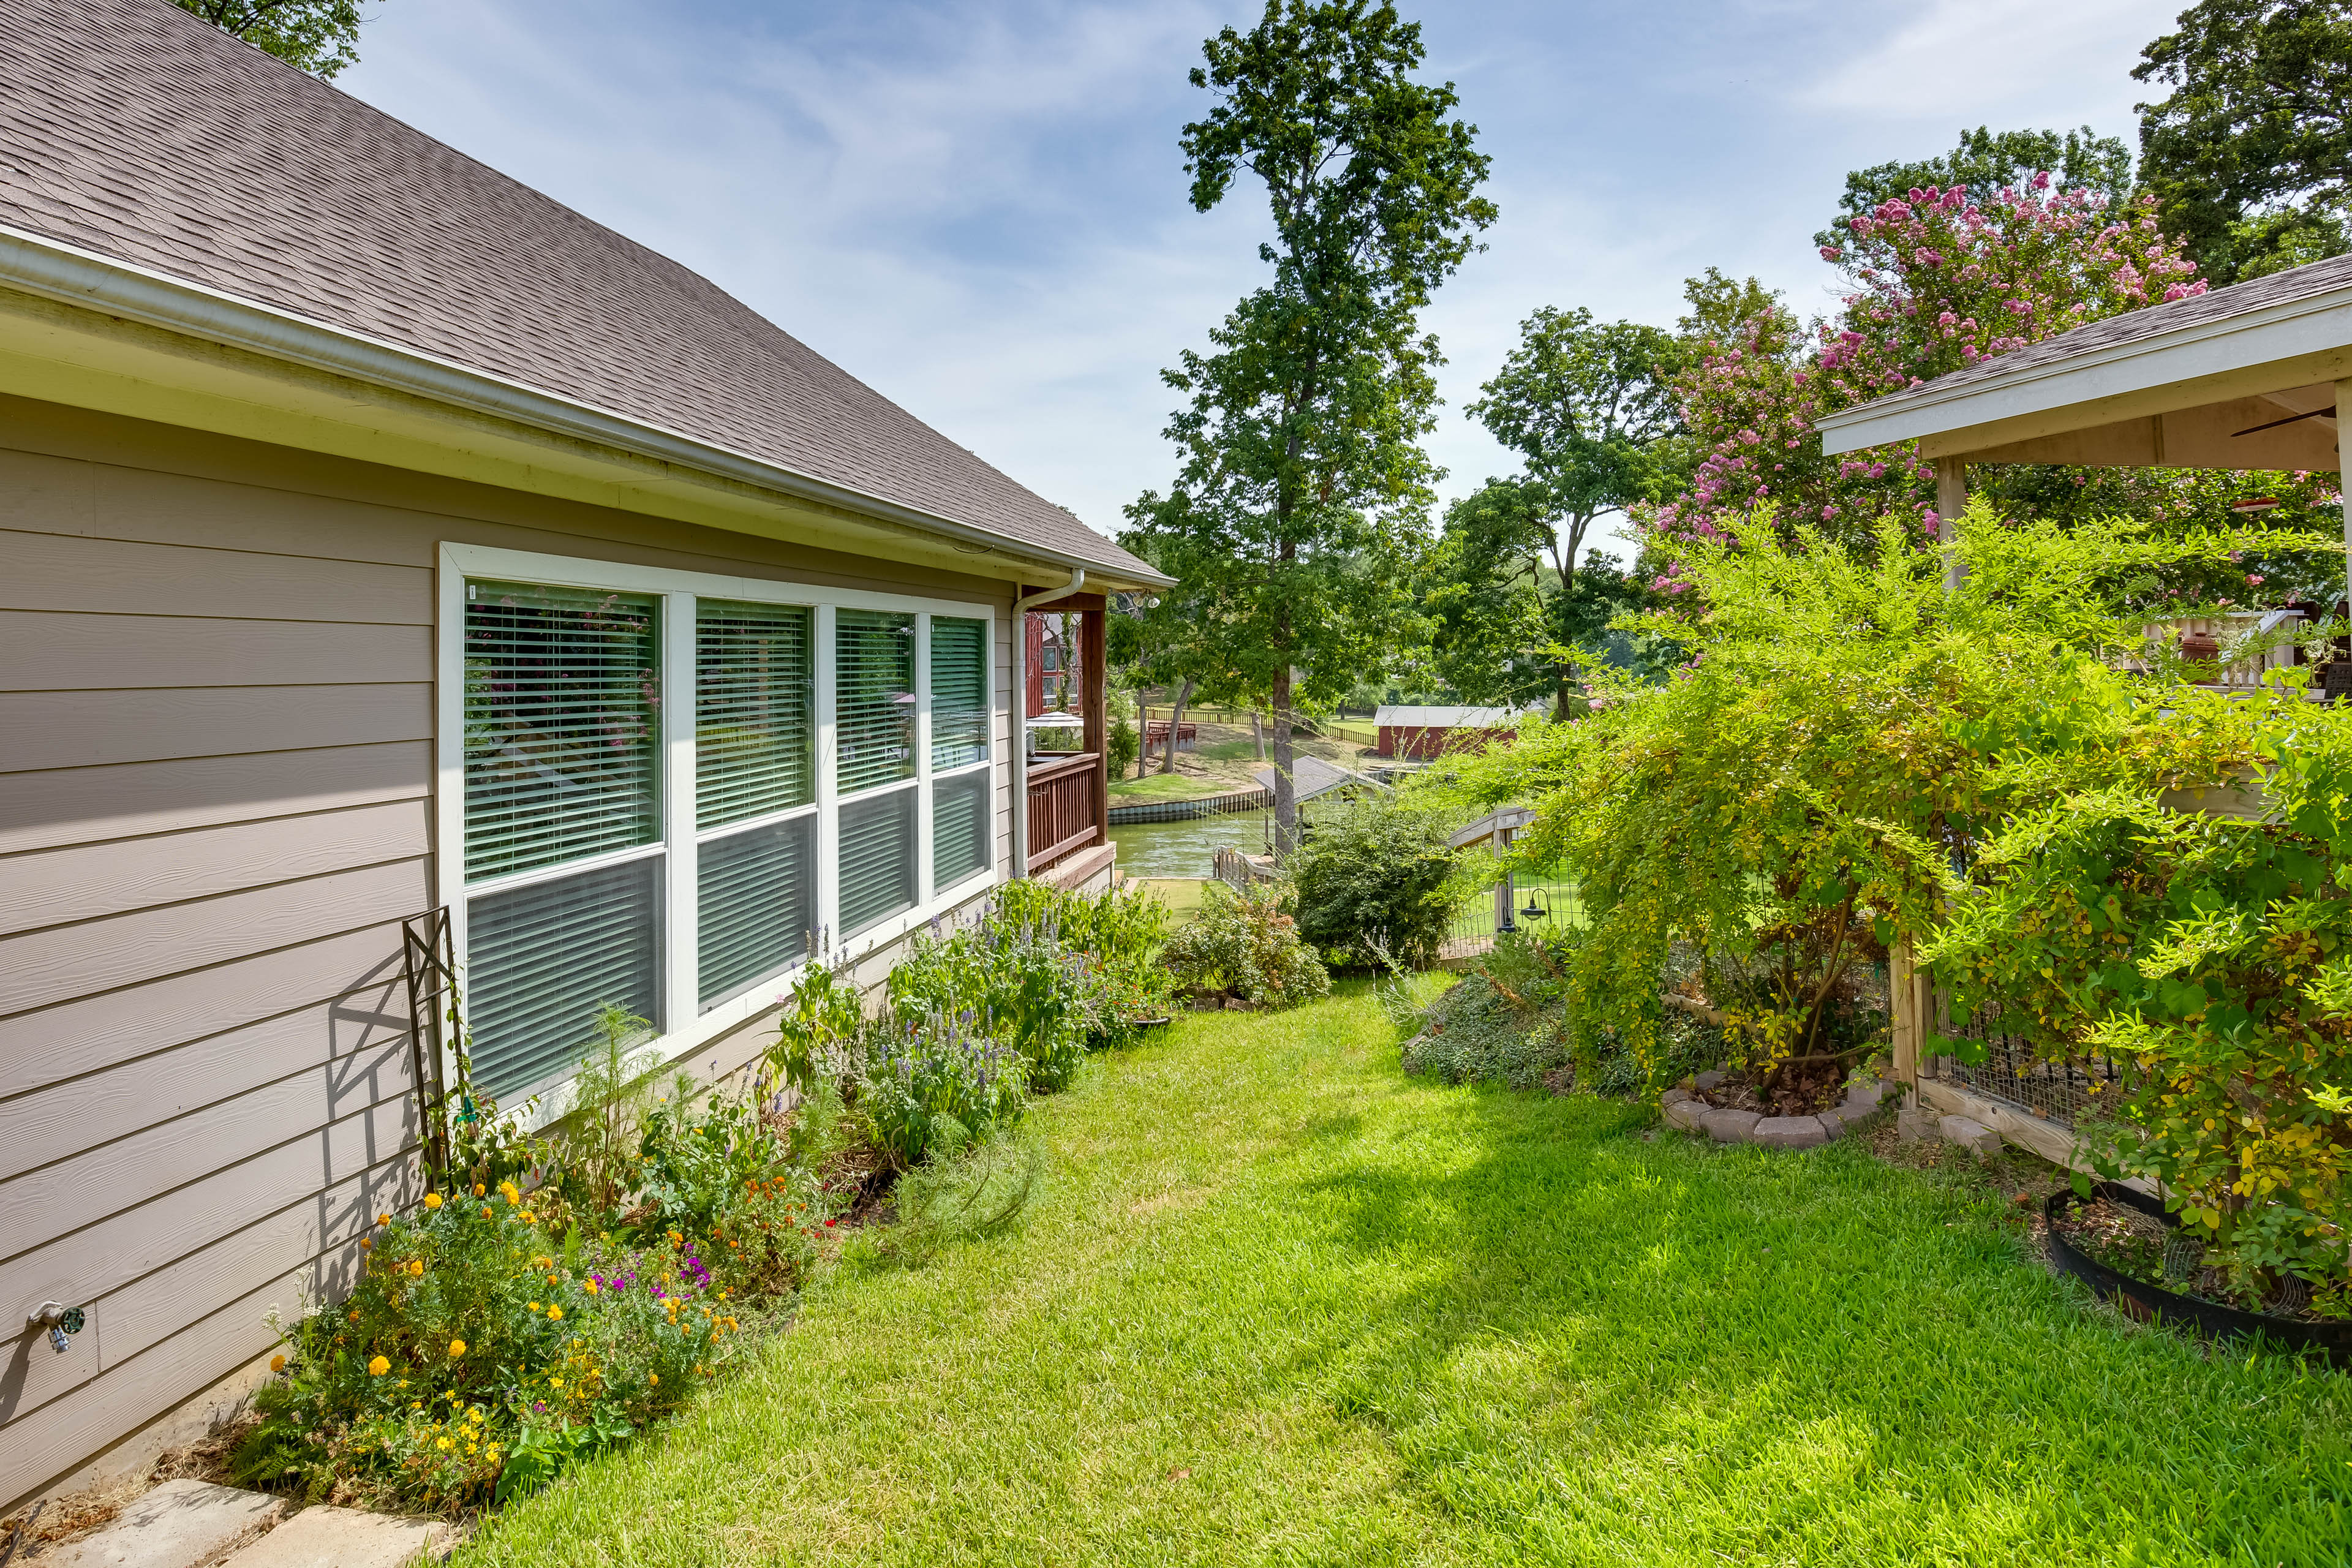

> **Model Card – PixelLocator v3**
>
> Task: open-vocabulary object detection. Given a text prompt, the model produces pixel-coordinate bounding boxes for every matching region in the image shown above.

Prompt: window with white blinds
[932,770,989,888]
[467,855,661,1097]
[448,551,1009,1093]
[840,787,916,936]
[698,816,816,1008]
[835,608,914,796]
[931,615,988,771]
[462,582,660,882]
[696,600,813,829]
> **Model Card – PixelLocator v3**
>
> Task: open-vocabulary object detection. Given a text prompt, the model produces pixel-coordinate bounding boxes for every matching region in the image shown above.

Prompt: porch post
[1935,456,1967,594]
[1082,605,1108,850]
[2335,380,2352,622]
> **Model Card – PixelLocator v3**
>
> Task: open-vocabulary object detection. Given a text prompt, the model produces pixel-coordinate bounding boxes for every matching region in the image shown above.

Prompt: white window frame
[435,543,1001,1099]
[925,611,997,902]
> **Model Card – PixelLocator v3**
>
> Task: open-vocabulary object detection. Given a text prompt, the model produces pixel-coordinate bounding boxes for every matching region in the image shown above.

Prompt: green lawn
[464,986,2352,1567]
[1106,772,1232,802]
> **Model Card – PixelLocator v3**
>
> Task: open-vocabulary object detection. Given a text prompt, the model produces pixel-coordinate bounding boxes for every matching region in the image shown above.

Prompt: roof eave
[0,221,1173,589]
[1815,282,2352,456]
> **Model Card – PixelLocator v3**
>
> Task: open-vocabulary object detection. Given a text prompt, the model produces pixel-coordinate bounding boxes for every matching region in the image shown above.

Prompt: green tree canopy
[1121,0,1494,853]
[175,0,373,78]
[1467,306,1679,583]
[1815,126,2133,254]
[2135,0,2352,284]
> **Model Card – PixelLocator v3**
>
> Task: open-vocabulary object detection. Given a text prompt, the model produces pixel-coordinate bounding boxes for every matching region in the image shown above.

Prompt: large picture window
[442,549,998,1099]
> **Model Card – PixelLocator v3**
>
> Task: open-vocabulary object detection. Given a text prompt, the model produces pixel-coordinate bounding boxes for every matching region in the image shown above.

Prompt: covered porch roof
[1815,254,2352,475]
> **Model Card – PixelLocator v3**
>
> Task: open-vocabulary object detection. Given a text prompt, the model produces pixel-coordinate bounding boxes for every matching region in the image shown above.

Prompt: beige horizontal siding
[0,684,432,772]
[0,923,417,1102]
[0,858,428,1016]
[0,799,428,938]
[0,997,391,1182]
[0,611,431,691]
[0,741,429,857]
[0,527,434,622]
[0,394,1023,1512]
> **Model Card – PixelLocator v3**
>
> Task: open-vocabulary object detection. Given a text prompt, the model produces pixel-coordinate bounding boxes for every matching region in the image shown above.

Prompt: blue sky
[339,0,2185,561]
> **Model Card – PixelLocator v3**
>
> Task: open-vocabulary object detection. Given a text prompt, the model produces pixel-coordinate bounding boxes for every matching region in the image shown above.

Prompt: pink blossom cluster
[1646,176,2206,568]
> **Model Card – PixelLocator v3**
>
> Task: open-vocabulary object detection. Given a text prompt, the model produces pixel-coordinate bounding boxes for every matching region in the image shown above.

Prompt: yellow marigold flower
[521,1212,535,1224]
[499,1181,519,1204]
[368,1355,390,1376]
[648,1372,658,1387]
[423,1192,443,1209]
[436,1436,451,1451]
[409,1259,424,1277]
[449,1339,466,1357]
[548,1306,564,1321]
[528,1302,542,1312]
[473,1183,485,1196]
[270,1354,287,1373]
[584,1279,598,1294]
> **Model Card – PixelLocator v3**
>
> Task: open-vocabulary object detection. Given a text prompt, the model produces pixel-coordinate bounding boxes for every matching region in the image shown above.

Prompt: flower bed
[233,881,1177,1516]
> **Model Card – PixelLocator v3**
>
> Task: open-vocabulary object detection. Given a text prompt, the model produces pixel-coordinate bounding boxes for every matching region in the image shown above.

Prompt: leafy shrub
[1928,690,2352,1305]
[1163,881,1330,1006]
[1290,792,1466,967]
[1447,507,2326,1094]
[887,914,1088,1091]
[853,1009,1030,1170]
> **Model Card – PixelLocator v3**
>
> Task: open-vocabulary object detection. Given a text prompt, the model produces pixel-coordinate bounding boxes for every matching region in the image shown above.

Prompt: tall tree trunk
[1159,679,1196,775]
[1272,665,1297,859]
[1134,690,1150,778]
[1252,709,1265,761]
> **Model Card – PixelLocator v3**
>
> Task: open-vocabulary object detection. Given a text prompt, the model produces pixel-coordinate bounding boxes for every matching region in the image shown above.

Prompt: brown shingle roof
[1834,251,2352,421]
[0,0,1158,581]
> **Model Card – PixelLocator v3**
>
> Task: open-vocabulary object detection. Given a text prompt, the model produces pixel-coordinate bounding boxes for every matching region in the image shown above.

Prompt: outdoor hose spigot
[28,1302,84,1354]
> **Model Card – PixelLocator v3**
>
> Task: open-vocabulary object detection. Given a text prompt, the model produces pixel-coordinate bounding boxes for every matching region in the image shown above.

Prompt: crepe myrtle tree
[1646,176,2209,584]
[1123,0,1494,856]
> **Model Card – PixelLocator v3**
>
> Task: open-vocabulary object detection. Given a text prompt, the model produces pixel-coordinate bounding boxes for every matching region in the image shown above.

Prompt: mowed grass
[462,986,2352,1567]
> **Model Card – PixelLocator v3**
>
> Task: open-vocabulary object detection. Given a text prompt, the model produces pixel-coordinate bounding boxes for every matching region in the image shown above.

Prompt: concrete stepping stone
[217,1506,453,1568]
[45,1480,280,1568]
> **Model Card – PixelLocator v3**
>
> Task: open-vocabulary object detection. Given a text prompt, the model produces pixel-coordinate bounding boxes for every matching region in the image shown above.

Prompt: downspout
[1010,569,1086,879]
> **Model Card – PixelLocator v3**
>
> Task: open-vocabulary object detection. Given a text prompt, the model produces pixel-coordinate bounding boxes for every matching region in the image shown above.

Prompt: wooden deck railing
[1025,750,1101,872]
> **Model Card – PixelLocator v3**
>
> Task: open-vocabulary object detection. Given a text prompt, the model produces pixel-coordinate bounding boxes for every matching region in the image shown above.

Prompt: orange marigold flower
[270,1354,287,1373]
[368,1355,390,1376]
[449,1339,466,1357]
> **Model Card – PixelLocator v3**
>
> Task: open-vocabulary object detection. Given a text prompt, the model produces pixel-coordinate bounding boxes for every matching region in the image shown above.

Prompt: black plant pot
[2044,1183,2352,1367]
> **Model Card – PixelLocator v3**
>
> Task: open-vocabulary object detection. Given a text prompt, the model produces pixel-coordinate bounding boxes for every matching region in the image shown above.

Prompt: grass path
[466,987,2352,1567]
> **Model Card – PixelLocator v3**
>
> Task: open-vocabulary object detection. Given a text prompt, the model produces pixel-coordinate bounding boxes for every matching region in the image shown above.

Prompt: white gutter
[1009,570,1087,878]
[0,221,1173,589]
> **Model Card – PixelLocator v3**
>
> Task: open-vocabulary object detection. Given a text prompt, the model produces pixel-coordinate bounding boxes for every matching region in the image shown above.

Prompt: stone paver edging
[1659,1072,1890,1150]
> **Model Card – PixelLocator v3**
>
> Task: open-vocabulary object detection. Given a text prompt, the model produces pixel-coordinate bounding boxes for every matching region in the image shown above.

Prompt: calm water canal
[1107,808,1270,878]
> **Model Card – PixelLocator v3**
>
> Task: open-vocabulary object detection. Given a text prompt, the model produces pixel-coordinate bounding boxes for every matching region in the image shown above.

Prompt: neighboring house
[1023,613,1081,715]
[0,0,1166,1512]
[1371,705,1528,761]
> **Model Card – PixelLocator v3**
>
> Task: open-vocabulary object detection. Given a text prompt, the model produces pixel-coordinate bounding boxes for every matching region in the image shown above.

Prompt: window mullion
[814,603,840,951]
[916,612,935,908]
[662,593,697,1035]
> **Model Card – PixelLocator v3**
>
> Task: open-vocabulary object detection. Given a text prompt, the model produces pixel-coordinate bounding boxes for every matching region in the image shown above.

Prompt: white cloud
[1798,0,2177,122]
[336,0,2198,554]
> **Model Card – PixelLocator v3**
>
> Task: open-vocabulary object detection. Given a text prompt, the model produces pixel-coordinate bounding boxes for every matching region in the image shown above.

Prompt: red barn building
[1373,704,1525,760]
